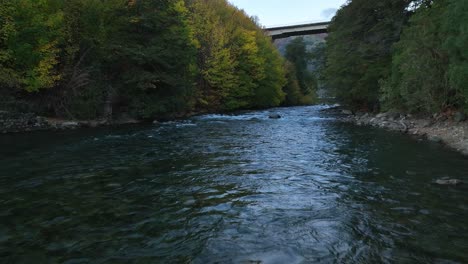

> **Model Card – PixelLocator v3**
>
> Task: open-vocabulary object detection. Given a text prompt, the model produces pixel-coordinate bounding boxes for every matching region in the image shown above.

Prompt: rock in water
[60,121,80,129]
[342,110,353,115]
[428,136,443,143]
[434,178,464,186]
[268,114,281,119]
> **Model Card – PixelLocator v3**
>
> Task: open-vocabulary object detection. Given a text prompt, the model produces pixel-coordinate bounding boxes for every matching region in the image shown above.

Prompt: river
[0,105,467,263]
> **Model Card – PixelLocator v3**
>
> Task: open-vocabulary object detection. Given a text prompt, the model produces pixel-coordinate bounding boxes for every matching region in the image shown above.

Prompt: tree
[444,0,468,111]
[62,0,197,119]
[325,0,409,110]
[253,34,286,108]
[187,0,238,110]
[282,62,303,106]
[285,37,315,96]
[283,37,318,105]
[0,0,295,120]
[381,0,450,113]
[3,0,66,92]
[187,0,288,111]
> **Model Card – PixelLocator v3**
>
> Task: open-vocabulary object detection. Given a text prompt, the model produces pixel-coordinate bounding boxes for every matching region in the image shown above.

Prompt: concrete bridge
[265,21,330,40]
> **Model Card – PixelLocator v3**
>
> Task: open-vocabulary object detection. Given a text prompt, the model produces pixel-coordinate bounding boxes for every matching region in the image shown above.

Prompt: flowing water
[0,106,467,263]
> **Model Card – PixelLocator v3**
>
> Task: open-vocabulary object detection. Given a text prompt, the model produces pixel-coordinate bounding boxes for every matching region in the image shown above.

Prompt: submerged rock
[428,136,443,143]
[268,114,281,119]
[434,178,464,186]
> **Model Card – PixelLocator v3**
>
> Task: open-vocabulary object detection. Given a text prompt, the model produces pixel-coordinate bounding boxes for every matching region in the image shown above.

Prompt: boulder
[60,121,80,129]
[375,112,389,120]
[342,110,353,115]
[268,114,281,119]
[421,120,433,128]
[454,112,466,123]
[355,111,366,117]
[387,112,401,120]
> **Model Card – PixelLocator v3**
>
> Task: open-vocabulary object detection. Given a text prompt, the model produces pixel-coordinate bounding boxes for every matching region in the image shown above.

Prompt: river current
[0,105,467,263]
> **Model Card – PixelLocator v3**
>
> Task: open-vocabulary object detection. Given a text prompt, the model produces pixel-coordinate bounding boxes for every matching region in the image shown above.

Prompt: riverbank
[3,107,468,159]
[327,107,468,156]
[0,111,142,134]
[0,108,216,134]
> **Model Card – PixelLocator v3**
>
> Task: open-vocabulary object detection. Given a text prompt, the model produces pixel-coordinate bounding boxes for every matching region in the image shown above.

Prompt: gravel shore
[338,109,468,156]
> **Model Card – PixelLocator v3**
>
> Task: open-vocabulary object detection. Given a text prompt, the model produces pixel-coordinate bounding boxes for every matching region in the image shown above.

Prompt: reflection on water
[0,106,467,263]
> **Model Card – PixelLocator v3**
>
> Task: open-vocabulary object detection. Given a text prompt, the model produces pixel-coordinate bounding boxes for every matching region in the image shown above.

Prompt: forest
[4,0,461,121]
[0,0,315,121]
[325,0,468,114]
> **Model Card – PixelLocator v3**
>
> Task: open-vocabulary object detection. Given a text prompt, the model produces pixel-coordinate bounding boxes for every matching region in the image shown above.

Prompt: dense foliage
[325,0,409,111]
[187,0,286,111]
[326,0,468,114]
[283,37,318,105]
[0,0,308,120]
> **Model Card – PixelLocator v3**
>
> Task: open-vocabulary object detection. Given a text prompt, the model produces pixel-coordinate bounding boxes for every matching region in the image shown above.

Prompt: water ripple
[0,106,467,263]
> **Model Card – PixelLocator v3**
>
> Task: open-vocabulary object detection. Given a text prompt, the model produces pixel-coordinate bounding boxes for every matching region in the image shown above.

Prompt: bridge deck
[265,22,330,40]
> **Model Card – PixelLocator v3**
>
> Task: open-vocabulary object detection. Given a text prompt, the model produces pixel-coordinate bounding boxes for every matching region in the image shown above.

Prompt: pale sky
[228,0,348,27]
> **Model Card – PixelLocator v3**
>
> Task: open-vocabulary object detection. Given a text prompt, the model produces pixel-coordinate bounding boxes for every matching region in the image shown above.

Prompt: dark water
[0,106,467,263]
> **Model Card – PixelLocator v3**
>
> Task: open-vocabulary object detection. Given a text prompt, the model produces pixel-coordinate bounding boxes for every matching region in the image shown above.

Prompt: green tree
[62,0,197,119]
[118,0,197,118]
[284,37,317,105]
[253,34,286,108]
[0,0,16,88]
[282,62,303,106]
[285,37,314,95]
[187,0,238,110]
[381,0,450,113]
[0,0,294,121]
[325,0,409,110]
[187,0,288,111]
[444,0,468,111]
[3,0,66,92]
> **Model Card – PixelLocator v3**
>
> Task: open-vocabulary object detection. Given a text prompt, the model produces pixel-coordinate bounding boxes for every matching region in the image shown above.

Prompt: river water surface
[1,106,467,263]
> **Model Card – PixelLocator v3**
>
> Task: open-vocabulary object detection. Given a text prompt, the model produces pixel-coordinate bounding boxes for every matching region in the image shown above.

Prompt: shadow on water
[0,105,467,263]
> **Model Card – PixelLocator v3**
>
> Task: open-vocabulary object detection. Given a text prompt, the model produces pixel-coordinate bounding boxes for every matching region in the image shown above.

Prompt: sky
[228,0,348,27]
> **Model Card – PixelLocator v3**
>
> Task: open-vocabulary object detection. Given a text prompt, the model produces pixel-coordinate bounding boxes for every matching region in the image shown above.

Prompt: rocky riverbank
[331,108,468,156]
[0,111,141,134]
[0,111,50,133]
